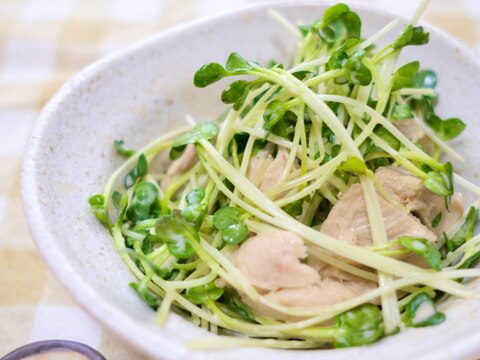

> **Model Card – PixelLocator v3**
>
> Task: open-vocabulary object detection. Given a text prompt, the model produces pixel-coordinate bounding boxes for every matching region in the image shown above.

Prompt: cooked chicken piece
[241,276,375,322]
[307,256,372,282]
[376,166,463,235]
[239,264,376,321]
[394,118,434,154]
[247,150,274,188]
[232,231,320,292]
[247,147,291,194]
[232,231,377,321]
[321,183,437,246]
[266,277,376,309]
[259,147,290,192]
[394,119,422,142]
[161,144,197,191]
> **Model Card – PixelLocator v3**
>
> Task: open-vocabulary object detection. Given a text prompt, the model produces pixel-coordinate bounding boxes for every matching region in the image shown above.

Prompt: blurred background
[0,0,479,359]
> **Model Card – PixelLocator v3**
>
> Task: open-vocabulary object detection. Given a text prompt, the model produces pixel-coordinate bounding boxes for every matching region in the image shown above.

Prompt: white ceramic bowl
[22,2,480,360]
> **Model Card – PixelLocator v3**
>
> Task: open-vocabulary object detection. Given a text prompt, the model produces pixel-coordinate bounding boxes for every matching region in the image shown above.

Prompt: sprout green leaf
[213,206,249,245]
[228,132,249,156]
[403,292,445,328]
[322,3,350,24]
[221,80,251,110]
[226,52,255,72]
[298,24,311,37]
[112,191,123,212]
[194,63,229,88]
[218,289,255,321]
[391,61,420,91]
[459,250,480,269]
[339,156,367,174]
[270,110,297,140]
[374,125,401,151]
[413,97,465,140]
[263,100,287,135]
[142,237,153,254]
[283,198,304,217]
[184,282,225,304]
[126,181,160,223]
[427,114,466,141]
[333,304,384,348]
[182,188,207,229]
[155,212,197,259]
[88,194,109,227]
[328,50,348,70]
[423,162,453,203]
[169,144,187,160]
[194,53,256,88]
[392,25,429,50]
[411,69,437,89]
[125,154,148,189]
[446,206,478,251]
[173,122,219,148]
[431,212,442,229]
[314,5,361,47]
[113,139,136,157]
[423,171,449,195]
[398,236,442,271]
[336,38,362,52]
[113,191,129,226]
[392,104,413,120]
[343,50,372,85]
[292,70,315,80]
[130,281,161,309]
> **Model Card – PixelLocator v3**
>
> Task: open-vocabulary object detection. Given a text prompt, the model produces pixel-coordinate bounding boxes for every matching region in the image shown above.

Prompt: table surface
[1,0,479,359]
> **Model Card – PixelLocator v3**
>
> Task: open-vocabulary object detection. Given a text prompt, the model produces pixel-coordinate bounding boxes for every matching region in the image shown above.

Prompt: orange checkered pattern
[0,0,479,358]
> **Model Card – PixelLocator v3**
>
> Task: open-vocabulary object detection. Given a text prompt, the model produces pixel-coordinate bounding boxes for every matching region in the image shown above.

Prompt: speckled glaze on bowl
[21,2,480,360]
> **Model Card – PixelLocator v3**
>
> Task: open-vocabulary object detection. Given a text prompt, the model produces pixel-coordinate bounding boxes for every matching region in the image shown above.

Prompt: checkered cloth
[1,0,479,359]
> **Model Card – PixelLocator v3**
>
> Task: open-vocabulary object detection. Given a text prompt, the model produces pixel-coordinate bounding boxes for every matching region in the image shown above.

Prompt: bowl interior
[22,3,480,360]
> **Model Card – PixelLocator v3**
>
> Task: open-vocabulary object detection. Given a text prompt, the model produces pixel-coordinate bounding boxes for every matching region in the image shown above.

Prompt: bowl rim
[20,1,480,359]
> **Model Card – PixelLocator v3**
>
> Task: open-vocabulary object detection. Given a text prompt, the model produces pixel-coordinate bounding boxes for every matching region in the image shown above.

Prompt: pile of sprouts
[89,1,480,349]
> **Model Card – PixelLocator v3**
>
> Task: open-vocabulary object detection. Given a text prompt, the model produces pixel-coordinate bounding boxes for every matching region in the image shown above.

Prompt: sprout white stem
[267,9,302,39]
